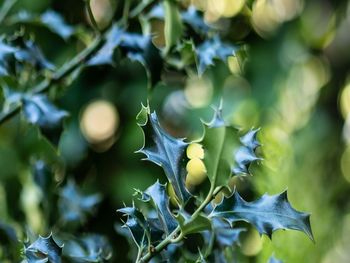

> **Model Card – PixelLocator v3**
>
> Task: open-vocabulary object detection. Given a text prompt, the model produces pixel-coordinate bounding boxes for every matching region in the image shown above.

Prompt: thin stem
[138,185,226,263]
[0,0,17,24]
[0,35,104,125]
[121,0,131,27]
[85,0,100,32]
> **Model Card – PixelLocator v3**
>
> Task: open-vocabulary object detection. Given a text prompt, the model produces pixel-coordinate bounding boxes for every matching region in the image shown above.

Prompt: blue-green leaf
[117,206,150,247]
[40,10,74,40]
[9,10,74,40]
[58,180,102,224]
[196,36,236,75]
[141,181,178,235]
[181,6,212,35]
[87,25,123,66]
[22,94,68,130]
[24,233,63,263]
[88,25,162,87]
[233,129,262,175]
[63,234,112,262]
[176,210,211,235]
[211,218,245,247]
[268,255,283,263]
[136,105,191,204]
[211,191,314,240]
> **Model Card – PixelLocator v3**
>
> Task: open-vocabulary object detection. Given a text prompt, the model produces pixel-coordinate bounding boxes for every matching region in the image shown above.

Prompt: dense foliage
[1,0,350,262]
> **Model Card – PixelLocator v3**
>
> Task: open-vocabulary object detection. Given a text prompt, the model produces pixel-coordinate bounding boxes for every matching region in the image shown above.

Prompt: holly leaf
[176,211,211,235]
[233,129,262,175]
[117,206,150,247]
[196,36,236,75]
[210,190,314,240]
[136,105,191,204]
[141,181,178,235]
[40,10,74,40]
[211,218,245,247]
[9,10,74,40]
[22,94,68,130]
[147,5,212,35]
[181,6,212,35]
[88,25,162,88]
[24,233,63,263]
[201,106,240,189]
[58,180,102,224]
[87,25,123,66]
[63,234,112,262]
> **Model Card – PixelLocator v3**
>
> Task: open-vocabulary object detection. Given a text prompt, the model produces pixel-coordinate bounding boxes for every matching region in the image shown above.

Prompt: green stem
[138,185,225,263]
[0,0,17,24]
[0,35,104,125]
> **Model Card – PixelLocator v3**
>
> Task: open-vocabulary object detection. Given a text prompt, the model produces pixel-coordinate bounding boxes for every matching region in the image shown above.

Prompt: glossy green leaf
[176,211,211,235]
[201,107,240,188]
[164,0,183,53]
[136,105,191,204]
[211,190,314,240]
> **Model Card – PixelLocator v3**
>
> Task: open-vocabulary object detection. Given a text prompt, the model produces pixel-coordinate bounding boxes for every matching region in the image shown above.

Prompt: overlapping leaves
[136,104,191,204]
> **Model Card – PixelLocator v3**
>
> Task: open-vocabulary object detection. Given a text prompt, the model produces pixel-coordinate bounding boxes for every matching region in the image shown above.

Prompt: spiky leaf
[137,105,191,204]
[24,234,63,263]
[141,181,178,235]
[201,107,240,189]
[211,191,314,240]
[117,206,150,247]
[196,36,236,75]
[233,129,262,175]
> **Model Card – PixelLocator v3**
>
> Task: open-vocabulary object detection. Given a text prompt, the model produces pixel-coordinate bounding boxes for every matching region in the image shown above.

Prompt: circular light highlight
[80,100,119,147]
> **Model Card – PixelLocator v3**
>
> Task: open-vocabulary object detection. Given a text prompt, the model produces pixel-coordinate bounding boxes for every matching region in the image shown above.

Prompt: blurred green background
[1,0,350,262]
